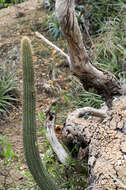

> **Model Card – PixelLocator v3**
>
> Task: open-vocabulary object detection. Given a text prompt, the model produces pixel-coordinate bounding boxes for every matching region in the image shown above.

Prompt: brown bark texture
[62,96,126,189]
[55,0,126,189]
[55,0,122,104]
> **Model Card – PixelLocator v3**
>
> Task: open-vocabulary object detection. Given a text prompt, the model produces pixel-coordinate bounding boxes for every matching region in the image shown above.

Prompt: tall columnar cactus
[21,37,58,190]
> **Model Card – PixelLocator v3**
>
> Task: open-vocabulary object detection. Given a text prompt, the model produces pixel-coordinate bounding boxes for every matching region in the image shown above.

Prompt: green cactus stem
[21,36,58,190]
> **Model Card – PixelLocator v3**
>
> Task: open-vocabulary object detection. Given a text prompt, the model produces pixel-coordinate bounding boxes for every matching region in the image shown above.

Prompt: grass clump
[0,67,17,114]
[63,76,104,109]
[81,0,126,34]
[91,13,126,79]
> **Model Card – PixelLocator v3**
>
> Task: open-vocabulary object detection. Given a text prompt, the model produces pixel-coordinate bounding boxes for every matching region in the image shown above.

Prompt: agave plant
[0,67,17,113]
[48,12,62,40]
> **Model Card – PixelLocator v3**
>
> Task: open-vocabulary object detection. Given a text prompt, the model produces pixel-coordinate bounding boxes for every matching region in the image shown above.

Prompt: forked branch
[55,0,122,103]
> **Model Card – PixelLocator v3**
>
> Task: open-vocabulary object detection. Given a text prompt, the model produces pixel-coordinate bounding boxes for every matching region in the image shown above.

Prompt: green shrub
[0,67,17,113]
[0,0,27,9]
[0,136,15,162]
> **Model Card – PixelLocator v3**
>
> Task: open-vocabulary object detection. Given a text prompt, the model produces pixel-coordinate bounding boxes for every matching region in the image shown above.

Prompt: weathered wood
[44,99,69,165]
[55,0,122,103]
[62,96,126,189]
[44,112,69,164]
[62,106,108,149]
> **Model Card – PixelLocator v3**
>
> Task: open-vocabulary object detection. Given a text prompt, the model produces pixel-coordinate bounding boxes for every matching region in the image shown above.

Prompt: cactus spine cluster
[21,37,57,190]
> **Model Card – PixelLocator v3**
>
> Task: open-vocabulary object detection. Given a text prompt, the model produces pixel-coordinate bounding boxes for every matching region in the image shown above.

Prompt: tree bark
[55,0,122,104]
[62,96,126,189]
[54,1,126,189]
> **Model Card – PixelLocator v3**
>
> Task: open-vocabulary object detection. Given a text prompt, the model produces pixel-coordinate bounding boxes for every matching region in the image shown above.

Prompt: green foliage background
[0,0,26,8]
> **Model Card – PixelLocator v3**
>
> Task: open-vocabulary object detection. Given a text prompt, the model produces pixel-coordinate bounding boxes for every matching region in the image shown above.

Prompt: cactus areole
[22,37,58,190]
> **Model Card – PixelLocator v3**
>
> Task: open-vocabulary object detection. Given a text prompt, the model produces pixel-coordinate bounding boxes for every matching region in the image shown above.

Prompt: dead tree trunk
[54,0,126,189]
[62,96,126,189]
[55,0,122,104]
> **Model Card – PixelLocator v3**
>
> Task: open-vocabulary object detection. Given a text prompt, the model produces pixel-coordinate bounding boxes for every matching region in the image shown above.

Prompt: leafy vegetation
[61,76,104,109]
[0,135,15,162]
[0,136,16,189]
[48,12,62,40]
[0,67,17,114]
[92,14,126,79]
[0,0,27,9]
[81,0,126,34]
[65,91,104,109]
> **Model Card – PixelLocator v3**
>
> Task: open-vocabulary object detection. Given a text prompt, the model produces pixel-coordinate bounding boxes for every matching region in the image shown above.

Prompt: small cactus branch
[22,36,58,190]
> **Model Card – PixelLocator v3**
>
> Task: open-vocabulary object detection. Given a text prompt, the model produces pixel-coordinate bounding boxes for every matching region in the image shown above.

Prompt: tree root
[62,96,126,190]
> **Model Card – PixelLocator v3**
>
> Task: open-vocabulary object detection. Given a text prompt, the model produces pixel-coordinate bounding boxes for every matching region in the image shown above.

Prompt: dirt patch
[0,0,40,27]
